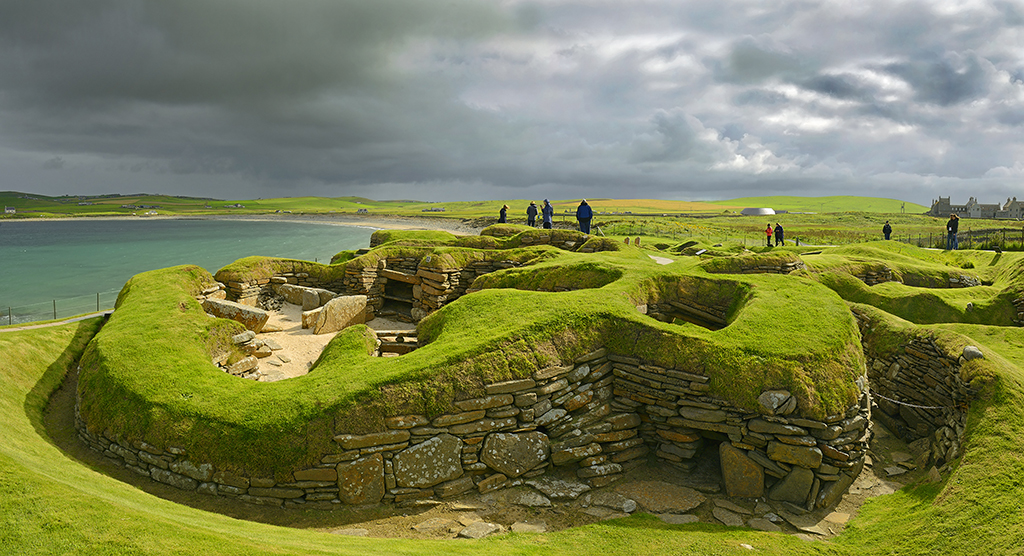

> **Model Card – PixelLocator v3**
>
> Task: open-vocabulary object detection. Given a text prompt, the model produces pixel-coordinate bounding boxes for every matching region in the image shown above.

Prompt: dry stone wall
[853,307,975,469]
[76,345,871,512]
[221,256,524,324]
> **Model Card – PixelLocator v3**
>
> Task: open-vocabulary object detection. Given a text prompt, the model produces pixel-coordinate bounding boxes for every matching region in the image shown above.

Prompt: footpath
[0,311,111,333]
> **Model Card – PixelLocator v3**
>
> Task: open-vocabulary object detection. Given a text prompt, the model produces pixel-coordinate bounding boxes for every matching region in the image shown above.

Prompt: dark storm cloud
[1,0,1024,204]
[883,54,990,106]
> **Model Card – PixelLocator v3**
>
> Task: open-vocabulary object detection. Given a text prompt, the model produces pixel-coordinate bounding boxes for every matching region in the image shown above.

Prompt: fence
[894,227,1024,251]
[3,289,121,326]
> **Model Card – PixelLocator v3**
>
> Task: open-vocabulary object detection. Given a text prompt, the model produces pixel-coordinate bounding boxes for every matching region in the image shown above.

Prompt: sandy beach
[5,212,485,235]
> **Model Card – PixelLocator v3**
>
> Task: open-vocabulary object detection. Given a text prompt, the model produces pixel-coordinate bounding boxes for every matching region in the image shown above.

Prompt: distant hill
[0,191,927,218]
[705,195,928,214]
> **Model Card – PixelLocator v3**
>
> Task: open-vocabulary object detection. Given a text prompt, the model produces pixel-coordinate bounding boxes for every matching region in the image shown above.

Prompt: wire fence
[893,227,1024,251]
[3,289,121,326]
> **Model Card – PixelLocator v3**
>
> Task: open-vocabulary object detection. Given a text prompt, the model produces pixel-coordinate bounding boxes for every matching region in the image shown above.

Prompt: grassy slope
[8,295,1024,553]
[832,316,1024,554]
[3,320,829,555]
[705,195,929,214]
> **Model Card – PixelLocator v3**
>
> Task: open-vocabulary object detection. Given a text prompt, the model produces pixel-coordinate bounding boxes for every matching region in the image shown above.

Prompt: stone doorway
[381,280,415,321]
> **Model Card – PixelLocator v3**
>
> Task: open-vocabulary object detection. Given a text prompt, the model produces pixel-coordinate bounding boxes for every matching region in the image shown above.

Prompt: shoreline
[1,212,485,235]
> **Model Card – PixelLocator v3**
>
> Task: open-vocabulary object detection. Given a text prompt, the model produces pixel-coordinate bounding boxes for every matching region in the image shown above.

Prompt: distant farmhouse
[929,196,1024,219]
[421,207,445,212]
[4,206,15,214]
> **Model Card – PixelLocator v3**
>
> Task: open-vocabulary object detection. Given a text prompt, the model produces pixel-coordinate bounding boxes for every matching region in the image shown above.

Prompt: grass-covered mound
[78,233,865,478]
[801,242,1024,326]
[7,288,1024,553]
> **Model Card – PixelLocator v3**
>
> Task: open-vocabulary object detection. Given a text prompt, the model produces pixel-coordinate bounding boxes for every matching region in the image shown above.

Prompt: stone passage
[854,307,975,469]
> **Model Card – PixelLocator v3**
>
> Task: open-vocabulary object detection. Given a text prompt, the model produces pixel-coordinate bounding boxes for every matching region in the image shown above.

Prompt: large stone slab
[767,441,822,468]
[615,480,705,513]
[202,299,269,332]
[393,434,464,488]
[272,283,307,305]
[769,466,814,504]
[337,453,384,505]
[525,476,592,500]
[480,432,550,478]
[314,295,368,335]
[720,443,764,498]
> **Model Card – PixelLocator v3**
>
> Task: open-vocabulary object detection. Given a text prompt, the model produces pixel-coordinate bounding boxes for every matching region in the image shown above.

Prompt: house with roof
[4,206,15,214]
[929,196,1015,219]
[997,197,1024,219]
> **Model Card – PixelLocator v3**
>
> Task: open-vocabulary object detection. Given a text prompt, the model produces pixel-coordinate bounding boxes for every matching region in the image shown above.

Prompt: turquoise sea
[0,218,373,324]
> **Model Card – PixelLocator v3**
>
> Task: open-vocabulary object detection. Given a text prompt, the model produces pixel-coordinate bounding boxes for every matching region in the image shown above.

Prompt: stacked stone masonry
[853,307,973,468]
[221,258,525,324]
[705,261,805,275]
[77,344,875,512]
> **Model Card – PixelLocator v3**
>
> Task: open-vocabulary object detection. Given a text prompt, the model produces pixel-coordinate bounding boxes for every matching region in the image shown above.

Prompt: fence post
[97,292,100,312]
[53,300,56,320]
[8,307,11,326]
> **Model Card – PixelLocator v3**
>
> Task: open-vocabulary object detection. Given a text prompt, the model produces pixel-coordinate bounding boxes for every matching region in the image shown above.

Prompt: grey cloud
[799,74,870,101]
[2,0,1024,204]
[716,39,806,84]
[883,54,989,106]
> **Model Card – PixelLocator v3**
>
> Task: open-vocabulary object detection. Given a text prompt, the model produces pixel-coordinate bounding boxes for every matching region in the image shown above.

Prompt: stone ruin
[75,231,980,524]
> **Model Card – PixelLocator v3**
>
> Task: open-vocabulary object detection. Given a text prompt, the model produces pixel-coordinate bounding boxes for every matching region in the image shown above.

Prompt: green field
[0,191,927,219]
[5,197,1024,554]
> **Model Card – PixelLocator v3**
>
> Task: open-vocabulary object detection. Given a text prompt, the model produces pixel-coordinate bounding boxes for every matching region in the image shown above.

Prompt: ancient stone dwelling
[75,229,977,523]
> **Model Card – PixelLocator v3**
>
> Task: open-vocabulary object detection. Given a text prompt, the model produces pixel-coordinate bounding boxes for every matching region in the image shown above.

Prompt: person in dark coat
[774,223,784,246]
[541,199,554,229]
[576,199,593,234]
[883,221,892,240]
[498,204,508,223]
[946,214,959,250]
[526,202,538,227]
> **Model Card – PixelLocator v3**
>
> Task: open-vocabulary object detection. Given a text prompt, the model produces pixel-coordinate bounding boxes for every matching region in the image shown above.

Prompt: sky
[1,0,1023,205]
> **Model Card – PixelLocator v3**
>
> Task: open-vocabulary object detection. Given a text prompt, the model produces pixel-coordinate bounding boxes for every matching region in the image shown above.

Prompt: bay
[0,218,373,324]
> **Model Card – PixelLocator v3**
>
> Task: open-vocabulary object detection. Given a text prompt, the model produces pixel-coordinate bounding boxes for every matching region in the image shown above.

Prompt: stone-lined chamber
[853,307,976,469]
[218,229,620,323]
[74,231,978,516]
[77,345,871,510]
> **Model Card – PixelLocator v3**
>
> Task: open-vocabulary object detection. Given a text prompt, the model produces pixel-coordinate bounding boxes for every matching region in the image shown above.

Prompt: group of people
[499,199,594,233]
[882,216,958,250]
[765,223,785,246]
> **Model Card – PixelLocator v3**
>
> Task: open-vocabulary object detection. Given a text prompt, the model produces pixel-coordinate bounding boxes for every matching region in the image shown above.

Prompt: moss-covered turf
[5,256,1024,553]
[10,220,1024,553]
[74,225,876,478]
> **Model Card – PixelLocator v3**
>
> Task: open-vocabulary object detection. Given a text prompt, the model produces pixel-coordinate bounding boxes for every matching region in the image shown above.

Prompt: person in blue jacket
[526,201,538,227]
[576,199,593,234]
[542,199,554,229]
[498,204,508,223]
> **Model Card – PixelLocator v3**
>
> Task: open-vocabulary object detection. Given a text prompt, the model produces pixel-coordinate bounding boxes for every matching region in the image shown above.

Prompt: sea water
[0,218,373,324]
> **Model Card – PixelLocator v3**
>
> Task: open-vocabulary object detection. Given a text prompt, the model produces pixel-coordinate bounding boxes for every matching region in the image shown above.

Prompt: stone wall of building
[76,344,871,512]
[853,307,975,469]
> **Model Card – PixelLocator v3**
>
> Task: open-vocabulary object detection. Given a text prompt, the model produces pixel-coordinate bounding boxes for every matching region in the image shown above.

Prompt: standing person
[946,214,959,250]
[883,220,892,240]
[765,224,773,247]
[526,201,538,227]
[542,199,554,229]
[498,204,508,223]
[576,199,593,234]
[774,223,784,246]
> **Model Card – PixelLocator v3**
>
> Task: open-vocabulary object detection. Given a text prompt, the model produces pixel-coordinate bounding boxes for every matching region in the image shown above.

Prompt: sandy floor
[256,302,415,382]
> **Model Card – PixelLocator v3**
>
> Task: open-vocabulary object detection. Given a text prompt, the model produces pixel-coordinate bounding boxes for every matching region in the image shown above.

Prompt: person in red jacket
[765,224,773,247]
